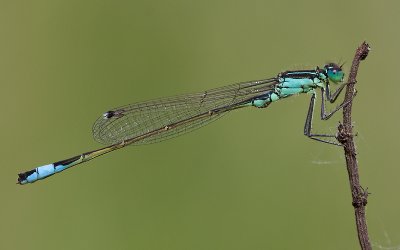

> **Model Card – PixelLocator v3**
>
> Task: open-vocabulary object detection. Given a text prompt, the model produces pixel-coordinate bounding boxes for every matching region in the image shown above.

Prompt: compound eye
[324,63,344,83]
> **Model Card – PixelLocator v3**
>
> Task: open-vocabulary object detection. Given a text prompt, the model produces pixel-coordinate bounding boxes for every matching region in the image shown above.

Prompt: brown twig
[336,41,371,250]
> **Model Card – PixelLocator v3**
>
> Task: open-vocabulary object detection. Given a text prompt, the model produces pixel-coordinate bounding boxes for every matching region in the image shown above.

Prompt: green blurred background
[1,0,398,249]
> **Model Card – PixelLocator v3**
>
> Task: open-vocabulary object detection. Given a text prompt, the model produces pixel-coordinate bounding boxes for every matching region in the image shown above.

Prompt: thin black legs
[304,82,356,146]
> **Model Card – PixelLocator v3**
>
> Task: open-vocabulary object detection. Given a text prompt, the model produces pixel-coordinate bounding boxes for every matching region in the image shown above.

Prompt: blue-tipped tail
[17,163,68,184]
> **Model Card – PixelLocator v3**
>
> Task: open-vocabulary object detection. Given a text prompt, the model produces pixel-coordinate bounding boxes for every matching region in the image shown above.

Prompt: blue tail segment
[18,163,68,184]
[18,145,118,184]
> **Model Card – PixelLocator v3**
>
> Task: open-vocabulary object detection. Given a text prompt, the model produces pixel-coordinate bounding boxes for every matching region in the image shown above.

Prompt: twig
[336,41,371,250]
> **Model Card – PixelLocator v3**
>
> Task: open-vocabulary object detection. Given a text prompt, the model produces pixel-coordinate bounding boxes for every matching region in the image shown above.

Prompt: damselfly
[18,63,350,185]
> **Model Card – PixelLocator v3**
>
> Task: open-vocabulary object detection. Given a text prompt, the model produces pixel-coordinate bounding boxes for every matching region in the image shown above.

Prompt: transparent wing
[92,78,277,146]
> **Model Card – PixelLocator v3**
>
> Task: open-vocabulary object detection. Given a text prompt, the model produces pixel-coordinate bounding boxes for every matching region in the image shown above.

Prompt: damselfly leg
[304,81,356,146]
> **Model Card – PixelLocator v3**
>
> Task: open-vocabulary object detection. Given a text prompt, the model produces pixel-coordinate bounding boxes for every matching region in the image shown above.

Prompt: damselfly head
[324,63,344,83]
